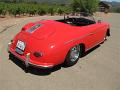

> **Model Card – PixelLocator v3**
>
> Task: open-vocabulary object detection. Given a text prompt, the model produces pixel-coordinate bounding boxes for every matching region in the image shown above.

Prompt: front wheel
[64,45,82,67]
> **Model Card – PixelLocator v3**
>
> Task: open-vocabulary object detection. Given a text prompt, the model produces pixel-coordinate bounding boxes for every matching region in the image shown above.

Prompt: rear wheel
[107,29,110,37]
[64,45,83,67]
[101,29,110,44]
[105,29,110,40]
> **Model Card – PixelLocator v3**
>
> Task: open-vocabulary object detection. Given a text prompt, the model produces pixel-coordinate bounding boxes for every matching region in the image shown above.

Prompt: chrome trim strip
[28,62,53,69]
[64,35,88,44]
[9,50,53,69]
[90,29,102,35]
[86,40,104,51]
[64,29,102,45]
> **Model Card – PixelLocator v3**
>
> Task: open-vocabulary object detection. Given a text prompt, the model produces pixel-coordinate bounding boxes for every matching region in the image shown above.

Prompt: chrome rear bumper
[8,43,53,69]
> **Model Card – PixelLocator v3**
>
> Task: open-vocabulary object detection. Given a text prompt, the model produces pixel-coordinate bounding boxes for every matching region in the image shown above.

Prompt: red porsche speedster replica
[8,15,110,69]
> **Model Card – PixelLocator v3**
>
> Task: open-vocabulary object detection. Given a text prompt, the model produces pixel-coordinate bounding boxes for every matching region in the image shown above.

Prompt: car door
[81,23,106,51]
[80,25,98,51]
[90,23,107,45]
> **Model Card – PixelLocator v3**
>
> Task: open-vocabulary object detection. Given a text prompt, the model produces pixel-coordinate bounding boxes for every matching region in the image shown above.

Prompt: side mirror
[98,20,102,23]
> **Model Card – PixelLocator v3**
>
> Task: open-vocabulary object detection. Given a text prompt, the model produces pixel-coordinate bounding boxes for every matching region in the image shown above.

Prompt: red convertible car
[8,15,110,70]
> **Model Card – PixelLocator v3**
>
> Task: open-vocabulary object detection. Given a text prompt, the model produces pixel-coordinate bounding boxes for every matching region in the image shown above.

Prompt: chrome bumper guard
[25,53,30,67]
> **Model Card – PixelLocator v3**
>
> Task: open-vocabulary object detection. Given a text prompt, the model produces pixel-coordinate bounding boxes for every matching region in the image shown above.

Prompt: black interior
[56,18,96,26]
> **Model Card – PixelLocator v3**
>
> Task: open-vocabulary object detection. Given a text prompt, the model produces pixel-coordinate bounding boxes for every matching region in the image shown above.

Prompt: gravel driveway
[0,14,120,90]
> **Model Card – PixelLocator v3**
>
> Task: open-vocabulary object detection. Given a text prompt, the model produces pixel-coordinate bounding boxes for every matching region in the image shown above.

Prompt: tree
[0,2,7,17]
[11,7,21,17]
[57,8,64,16]
[48,7,55,16]
[71,0,99,14]
[27,7,37,16]
[37,8,46,16]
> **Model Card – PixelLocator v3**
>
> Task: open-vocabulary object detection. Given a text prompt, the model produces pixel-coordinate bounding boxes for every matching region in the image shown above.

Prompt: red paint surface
[9,20,110,67]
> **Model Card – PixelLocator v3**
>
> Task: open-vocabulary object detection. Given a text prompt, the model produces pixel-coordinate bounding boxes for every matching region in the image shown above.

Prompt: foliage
[0,2,7,17]
[115,8,120,13]
[48,7,55,16]
[57,8,64,15]
[112,8,120,13]
[37,7,46,16]
[0,2,71,17]
[0,0,100,17]
[71,0,99,14]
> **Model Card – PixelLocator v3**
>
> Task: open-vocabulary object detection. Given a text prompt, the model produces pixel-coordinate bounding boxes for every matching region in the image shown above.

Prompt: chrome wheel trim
[70,45,80,62]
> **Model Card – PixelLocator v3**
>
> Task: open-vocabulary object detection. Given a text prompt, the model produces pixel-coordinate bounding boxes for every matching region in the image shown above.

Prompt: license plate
[16,40,25,51]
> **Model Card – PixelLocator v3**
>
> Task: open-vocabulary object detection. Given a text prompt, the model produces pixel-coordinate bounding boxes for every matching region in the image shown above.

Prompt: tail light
[33,52,43,57]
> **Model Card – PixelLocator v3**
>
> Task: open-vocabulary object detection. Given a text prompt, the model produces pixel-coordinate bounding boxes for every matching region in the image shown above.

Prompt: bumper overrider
[7,42,54,69]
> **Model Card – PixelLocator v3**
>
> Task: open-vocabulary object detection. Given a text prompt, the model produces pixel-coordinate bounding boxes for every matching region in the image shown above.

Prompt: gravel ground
[0,13,120,90]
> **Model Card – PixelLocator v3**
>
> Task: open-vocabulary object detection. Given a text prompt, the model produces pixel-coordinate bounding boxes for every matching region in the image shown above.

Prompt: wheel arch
[79,43,86,57]
[107,28,110,36]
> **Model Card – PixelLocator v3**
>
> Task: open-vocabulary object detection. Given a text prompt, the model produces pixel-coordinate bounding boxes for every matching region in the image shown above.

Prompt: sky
[101,0,120,2]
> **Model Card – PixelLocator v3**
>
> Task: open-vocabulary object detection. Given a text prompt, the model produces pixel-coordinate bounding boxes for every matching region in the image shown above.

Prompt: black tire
[64,45,83,67]
[105,29,110,40]
[101,31,108,44]
[24,67,29,73]
[107,29,110,37]
[9,53,15,60]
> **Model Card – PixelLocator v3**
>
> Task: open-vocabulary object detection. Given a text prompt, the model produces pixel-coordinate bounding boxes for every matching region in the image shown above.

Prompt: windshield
[56,15,96,26]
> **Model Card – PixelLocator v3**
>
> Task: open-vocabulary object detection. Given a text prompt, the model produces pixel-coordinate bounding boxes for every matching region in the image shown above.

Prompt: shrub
[37,8,46,16]
[27,7,37,16]
[115,8,120,13]
[57,8,64,15]
[0,3,7,17]
[0,2,71,17]
[48,7,55,16]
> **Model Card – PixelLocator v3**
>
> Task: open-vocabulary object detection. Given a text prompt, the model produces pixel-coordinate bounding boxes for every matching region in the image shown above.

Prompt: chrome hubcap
[70,45,80,62]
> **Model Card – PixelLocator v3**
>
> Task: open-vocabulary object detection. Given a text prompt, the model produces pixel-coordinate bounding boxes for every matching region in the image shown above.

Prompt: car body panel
[8,19,110,68]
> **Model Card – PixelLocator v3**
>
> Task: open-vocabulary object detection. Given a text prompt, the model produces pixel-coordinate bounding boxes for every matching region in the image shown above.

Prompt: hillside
[0,0,70,4]
[34,0,70,4]
[1,0,120,5]
[103,1,120,8]
[110,2,120,8]
[1,0,120,7]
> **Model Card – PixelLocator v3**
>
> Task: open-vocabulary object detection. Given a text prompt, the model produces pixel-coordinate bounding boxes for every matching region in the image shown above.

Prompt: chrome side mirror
[98,20,102,23]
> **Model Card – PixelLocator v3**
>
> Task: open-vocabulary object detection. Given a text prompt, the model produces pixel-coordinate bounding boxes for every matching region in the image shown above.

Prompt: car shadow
[83,45,100,57]
[9,45,100,76]
[9,54,62,76]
